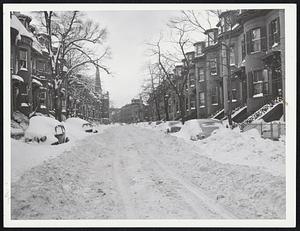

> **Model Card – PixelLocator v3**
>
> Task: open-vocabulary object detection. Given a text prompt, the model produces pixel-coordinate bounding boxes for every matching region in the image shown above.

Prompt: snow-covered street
[11,125,285,219]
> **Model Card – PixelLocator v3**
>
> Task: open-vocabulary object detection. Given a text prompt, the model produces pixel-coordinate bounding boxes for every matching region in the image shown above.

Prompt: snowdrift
[196,126,285,176]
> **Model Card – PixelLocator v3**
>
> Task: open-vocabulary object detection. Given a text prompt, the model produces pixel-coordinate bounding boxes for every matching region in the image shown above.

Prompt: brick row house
[10,12,109,122]
[147,9,285,123]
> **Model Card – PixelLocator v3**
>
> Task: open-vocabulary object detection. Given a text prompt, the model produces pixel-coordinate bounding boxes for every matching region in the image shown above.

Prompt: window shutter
[277,17,280,44]
[261,26,267,52]
[269,22,273,49]
[248,71,253,97]
[246,30,251,54]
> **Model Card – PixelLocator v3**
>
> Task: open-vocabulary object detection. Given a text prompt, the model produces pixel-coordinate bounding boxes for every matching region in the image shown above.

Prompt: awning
[32,78,43,87]
[12,74,24,82]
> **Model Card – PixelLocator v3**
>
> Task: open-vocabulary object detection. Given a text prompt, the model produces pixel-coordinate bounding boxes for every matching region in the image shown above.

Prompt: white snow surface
[11,125,285,219]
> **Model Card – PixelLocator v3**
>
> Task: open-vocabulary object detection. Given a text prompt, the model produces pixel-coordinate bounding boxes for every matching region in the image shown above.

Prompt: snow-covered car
[24,116,69,145]
[165,121,183,133]
[174,119,222,141]
[64,117,98,133]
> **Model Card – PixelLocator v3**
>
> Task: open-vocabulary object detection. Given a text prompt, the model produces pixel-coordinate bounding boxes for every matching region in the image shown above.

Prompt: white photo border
[3,3,297,228]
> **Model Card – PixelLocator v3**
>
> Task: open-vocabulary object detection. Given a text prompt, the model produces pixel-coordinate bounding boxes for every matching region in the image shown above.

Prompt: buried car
[64,117,98,133]
[24,116,69,145]
[165,121,183,133]
[173,119,222,141]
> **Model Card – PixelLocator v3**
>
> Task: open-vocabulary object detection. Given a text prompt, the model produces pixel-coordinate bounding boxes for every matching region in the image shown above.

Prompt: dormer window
[207,31,216,46]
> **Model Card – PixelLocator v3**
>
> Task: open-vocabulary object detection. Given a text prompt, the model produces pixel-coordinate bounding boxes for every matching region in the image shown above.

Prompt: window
[199,92,205,107]
[190,78,195,88]
[39,91,46,101]
[209,59,217,75]
[252,69,269,97]
[269,17,280,48]
[229,46,235,65]
[251,28,261,53]
[211,87,218,105]
[19,49,27,68]
[207,31,215,46]
[241,35,246,59]
[190,100,196,110]
[228,89,237,102]
[198,67,205,82]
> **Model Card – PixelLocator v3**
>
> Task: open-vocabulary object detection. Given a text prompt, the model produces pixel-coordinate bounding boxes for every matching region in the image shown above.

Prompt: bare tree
[147,22,194,124]
[39,11,111,120]
[141,63,161,121]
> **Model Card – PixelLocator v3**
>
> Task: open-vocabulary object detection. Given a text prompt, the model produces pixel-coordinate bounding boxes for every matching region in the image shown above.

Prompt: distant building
[116,98,145,123]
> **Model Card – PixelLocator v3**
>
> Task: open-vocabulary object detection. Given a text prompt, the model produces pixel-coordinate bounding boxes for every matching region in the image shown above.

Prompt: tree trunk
[163,97,170,121]
[178,94,185,124]
[154,96,160,120]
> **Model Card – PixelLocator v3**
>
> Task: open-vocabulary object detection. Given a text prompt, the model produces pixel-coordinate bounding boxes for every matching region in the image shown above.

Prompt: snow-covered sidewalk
[11,126,285,219]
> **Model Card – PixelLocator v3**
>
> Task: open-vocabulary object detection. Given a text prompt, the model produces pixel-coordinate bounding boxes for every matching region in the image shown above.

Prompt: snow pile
[195,126,285,176]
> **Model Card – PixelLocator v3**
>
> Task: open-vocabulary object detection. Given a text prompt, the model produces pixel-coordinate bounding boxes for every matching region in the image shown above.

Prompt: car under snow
[173,119,222,141]
[24,115,69,145]
[64,117,98,134]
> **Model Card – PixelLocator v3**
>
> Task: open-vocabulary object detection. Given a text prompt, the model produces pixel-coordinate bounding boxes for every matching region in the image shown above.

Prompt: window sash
[199,92,205,106]
[198,68,205,81]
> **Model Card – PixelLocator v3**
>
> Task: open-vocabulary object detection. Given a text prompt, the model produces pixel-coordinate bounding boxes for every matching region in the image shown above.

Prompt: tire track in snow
[112,144,136,218]
[147,153,238,219]
[128,127,237,219]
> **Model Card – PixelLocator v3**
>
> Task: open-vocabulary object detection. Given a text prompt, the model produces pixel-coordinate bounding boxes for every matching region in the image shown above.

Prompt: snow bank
[194,126,285,176]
